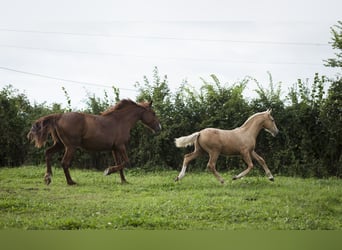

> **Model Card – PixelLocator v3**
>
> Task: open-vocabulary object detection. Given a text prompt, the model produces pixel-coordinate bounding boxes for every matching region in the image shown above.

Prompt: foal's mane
[240,111,267,128]
[101,99,139,116]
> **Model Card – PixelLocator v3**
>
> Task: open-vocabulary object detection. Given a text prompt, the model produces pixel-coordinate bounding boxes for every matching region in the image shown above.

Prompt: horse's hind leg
[114,149,128,184]
[104,146,129,184]
[175,147,203,182]
[252,151,274,181]
[61,147,77,185]
[207,152,224,184]
[45,142,63,185]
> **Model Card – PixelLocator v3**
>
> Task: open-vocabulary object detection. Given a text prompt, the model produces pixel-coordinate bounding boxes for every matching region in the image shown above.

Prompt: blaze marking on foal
[175,109,279,184]
[27,99,161,185]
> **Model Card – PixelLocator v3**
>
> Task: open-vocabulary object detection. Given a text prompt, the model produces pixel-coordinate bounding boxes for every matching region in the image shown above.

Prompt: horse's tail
[27,114,60,148]
[175,132,200,148]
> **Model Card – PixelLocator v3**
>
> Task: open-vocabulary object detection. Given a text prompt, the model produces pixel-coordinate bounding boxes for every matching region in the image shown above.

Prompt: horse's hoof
[174,177,179,182]
[232,176,238,180]
[44,174,52,185]
[220,180,225,185]
[269,177,274,182]
[67,181,77,185]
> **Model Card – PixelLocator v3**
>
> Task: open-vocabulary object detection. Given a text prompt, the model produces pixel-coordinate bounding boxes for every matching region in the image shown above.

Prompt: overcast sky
[0,0,341,109]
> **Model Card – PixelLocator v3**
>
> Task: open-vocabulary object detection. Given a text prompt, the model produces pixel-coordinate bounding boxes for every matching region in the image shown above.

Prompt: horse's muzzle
[153,123,162,134]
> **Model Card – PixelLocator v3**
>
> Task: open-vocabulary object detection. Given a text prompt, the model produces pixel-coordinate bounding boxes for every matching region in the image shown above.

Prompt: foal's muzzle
[271,127,279,137]
[272,129,279,137]
[265,127,279,137]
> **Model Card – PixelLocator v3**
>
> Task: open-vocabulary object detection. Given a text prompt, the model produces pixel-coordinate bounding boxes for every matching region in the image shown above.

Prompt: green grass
[0,166,341,229]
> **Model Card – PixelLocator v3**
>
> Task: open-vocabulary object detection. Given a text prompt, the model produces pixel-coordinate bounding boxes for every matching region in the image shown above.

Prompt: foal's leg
[175,147,203,181]
[252,151,274,181]
[233,151,254,180]
[61,147,77,185]
[207,152,224,184]
[44,142,63,185]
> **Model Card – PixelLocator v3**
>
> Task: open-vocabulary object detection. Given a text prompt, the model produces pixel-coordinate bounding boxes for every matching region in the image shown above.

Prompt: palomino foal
[175,109,279,184]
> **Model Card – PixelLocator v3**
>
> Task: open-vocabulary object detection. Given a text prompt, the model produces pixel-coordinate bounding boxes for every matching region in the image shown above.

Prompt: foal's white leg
[233,168,253,180]
[175,165,187,181]
[175,149,202,182]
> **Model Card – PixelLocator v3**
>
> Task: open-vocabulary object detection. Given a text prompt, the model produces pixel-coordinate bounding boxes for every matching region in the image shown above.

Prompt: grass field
[0,166,341,230]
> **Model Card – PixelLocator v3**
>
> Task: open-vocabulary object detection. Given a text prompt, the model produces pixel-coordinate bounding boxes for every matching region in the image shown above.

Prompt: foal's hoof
[174,176,179,182]
[269,177,274,182]
[232,176,238,180]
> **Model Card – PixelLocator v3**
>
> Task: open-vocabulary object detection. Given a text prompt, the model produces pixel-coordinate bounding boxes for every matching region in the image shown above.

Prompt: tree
[324,21,342,69]
[132,67,174,169]
[248,73,286,175]
[0,85,31,166]
[320,78,342,176]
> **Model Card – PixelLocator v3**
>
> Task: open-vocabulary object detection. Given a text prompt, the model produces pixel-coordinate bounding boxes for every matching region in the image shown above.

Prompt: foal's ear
[267,108,272,114]
[148,100,153,107]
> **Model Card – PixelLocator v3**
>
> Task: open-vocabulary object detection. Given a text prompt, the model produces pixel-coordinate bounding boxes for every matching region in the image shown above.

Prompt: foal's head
[139,101,161,133]
[263,109,279,137]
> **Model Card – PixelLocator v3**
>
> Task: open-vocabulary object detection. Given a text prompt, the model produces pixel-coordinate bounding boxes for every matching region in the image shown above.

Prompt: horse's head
[263,109,279,137]
[139,101,162,134]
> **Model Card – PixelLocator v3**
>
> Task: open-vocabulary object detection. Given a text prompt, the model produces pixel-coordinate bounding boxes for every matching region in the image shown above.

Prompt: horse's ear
[149,100,153,107]
[267,108,272,114]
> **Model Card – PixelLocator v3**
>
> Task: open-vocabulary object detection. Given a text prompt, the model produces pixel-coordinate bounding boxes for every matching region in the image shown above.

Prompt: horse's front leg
[44,142,63,185]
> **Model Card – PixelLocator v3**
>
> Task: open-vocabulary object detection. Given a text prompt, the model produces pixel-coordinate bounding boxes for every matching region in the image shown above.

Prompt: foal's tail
[175,132,200,148]
[27,114,61,148]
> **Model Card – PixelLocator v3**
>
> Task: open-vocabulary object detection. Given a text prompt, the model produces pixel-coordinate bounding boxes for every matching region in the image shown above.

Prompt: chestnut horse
[27,99,161,185]
[175,109,278,184]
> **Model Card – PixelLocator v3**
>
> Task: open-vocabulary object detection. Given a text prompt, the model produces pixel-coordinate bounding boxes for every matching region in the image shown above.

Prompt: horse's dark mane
[101,99,138,116]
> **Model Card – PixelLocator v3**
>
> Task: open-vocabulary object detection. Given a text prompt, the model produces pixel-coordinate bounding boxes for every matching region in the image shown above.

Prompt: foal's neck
[240,114,264,138]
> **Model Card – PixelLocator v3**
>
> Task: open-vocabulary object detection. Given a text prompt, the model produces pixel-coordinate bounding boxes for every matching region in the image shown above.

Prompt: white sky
[0,0,341,109]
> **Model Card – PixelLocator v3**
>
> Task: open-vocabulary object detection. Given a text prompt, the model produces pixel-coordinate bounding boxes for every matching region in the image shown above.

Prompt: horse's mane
[101,99,138,116]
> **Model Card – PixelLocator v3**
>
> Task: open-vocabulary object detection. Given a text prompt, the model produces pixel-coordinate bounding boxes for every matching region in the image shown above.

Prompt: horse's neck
[240,115,264,138]
[111,107,142,130]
